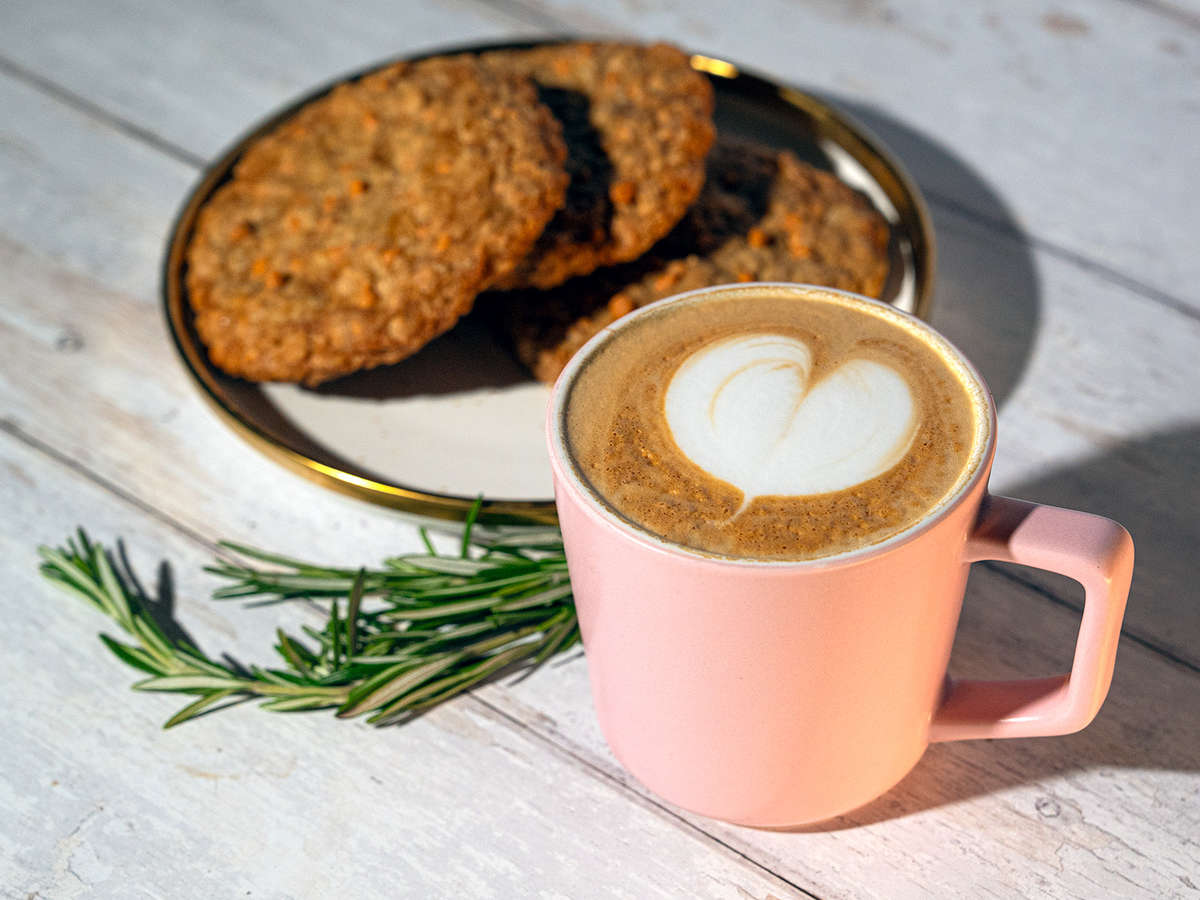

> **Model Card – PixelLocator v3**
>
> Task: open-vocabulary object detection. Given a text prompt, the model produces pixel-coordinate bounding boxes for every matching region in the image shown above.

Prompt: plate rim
[161,38,936,527]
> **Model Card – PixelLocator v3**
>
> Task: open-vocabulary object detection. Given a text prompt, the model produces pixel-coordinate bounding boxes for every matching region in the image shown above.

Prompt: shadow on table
[829,94,1042,410]
[999,424,1200,666]
[116,543,196,649]
[791,424,1200,832]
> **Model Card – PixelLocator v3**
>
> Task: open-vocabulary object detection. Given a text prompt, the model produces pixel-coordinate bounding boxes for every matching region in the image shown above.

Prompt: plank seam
[1,413,820,896]
[0,417,220,554]
[0,54,206,169]
[464,0,576,32]
[3,27,1198,325]
[927,191,1200,325]
[466,693,822,899]
[980,561,1200,675]
[4,410,1196,691]
[1113,0,1200,31]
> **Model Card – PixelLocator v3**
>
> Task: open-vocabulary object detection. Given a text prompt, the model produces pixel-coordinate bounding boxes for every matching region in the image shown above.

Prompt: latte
[561,285,988,560]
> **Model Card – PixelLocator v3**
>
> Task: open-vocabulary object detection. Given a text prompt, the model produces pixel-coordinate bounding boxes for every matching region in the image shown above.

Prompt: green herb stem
[39,520,578,729]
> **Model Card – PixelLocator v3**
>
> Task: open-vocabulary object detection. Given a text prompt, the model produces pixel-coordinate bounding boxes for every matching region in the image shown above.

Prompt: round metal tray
[163,41,935,527]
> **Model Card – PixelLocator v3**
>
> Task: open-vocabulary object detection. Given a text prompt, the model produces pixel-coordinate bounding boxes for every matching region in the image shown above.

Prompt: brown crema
[563,287,985,560]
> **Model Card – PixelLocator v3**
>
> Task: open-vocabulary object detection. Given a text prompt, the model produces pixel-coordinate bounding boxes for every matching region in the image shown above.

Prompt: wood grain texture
[1,140,1196,900]
[480,0,1200,314]
[1,8,1194,664]
[0,69,188,299]
[1,0,1195,315]
[0,0,540,160]
[1,1,1197,897]
[1,163,1194,664]
[480,566,1200,898]
[0,436,805,899]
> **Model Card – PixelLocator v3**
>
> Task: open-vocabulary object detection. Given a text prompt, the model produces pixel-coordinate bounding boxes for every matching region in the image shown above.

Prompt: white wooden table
[3,2,1198,897]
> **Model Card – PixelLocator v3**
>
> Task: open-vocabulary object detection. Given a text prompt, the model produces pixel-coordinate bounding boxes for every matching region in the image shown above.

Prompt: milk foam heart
[564,288,980,559]
[664,333,918,505]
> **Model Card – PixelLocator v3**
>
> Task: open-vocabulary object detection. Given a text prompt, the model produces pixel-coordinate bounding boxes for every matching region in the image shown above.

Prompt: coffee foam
[664,333,918,511]
[559,285,991,562]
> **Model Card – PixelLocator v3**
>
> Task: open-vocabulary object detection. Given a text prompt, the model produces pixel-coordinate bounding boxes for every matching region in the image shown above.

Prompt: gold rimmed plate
[162,40,935,527]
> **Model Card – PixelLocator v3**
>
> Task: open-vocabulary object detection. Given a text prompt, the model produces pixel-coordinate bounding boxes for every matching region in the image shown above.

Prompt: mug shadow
[783,424,1200,832]
[996,425,1200,666]
[827,95,1042,410]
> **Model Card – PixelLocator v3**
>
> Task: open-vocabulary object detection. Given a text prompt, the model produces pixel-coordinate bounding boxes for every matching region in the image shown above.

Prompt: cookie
[484,42,715,290]
[186,55,568,385]
[497,137,892,383]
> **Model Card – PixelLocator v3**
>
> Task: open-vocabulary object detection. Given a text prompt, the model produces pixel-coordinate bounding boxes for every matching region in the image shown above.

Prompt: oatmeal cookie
[484,42,715,290]
[186,54,568,384]
[498,137,892,383]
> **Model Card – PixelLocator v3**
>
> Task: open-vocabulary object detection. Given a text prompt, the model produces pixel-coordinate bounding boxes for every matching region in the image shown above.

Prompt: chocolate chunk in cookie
[484,42,715,290]
[497,137,892,383]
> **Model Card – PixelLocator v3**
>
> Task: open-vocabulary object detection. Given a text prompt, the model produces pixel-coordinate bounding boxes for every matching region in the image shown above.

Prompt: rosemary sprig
[38,505,578,728]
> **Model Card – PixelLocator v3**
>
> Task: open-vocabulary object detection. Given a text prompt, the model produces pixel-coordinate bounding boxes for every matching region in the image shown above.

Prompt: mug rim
[547,282,998,569]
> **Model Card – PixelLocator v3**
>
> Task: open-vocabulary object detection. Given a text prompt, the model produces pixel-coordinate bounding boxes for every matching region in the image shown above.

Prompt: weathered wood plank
[1,10,1193,669]
[0,434,806,899]
[491,0,1200,311]
[479,563,1200,899]
[0,0,1194,309]
[1,165,1193,667]
[0,63,188,299]
[2,183,1196,896]
[0,230,420,567]
[0,0,540,159]
[925,206,1200,665]
[1,5,1197,895]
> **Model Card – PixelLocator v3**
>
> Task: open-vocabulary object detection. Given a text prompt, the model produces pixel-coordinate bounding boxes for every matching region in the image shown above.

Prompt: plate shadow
[828,95,1041,409]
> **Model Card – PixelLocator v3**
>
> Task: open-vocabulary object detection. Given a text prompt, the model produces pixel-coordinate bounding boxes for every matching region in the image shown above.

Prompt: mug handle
[929,494,1134,742]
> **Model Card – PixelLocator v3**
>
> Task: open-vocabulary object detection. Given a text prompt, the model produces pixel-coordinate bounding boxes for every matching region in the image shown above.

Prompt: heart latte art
[664,334,918,507]
[563,287,983,560]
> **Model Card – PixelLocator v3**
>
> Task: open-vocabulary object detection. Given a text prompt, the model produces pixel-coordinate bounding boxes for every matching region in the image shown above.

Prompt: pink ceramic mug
[546,283,1134,827]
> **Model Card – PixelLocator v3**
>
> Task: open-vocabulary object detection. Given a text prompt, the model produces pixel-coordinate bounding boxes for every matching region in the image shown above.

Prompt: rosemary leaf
[217,541,345,573]
[495,583,574,612]
[371,643,535,724]
[135,674,250,693]
[404,572,546,600]
[301,624,331,648]
[98,634,166,677]
[535,618,580,664]
[346,569,365,656]
[379,596,503,621]
[460,496,484,558]
[249,666,309,688]
[129,614,176,666]
[276,629,315,677]
[258,695,341,713]
[329,597,342,669]
[164,689,241,729]
[39,521,579,728]
[338,656,464,719]
[418,528,436,556]
[480,530,566,548]
[93,546,134,630]
[391,556,493,576]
